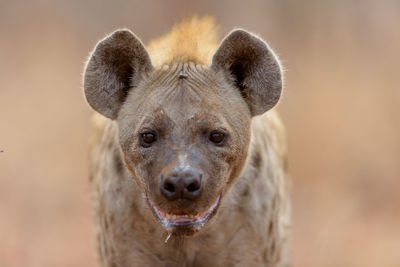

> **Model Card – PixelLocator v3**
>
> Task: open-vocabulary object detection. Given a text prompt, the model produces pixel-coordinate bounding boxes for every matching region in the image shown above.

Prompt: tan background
[0,0,399,266]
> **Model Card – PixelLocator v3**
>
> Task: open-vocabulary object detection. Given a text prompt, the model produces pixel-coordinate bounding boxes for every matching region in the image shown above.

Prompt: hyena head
[83,25,282,236]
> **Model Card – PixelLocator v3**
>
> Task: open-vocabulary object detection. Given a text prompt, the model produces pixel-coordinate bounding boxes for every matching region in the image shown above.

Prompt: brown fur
[147,16,219,66]
[84,17,290,266]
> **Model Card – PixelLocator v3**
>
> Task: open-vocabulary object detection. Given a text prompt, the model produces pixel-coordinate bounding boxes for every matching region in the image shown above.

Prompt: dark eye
[209,131,225,145]
[140,132,157,146]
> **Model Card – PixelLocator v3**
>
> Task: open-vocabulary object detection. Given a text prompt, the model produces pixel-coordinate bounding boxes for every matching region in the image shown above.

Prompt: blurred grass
[0,1,399,266]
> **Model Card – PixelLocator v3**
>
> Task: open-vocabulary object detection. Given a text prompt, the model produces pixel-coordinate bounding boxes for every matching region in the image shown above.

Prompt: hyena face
[84,29,282,235]
[117,63,251,235]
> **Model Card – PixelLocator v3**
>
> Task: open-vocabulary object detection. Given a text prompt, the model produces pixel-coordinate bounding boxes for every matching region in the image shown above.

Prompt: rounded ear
[83,30,153,119]
[211,29,282,116]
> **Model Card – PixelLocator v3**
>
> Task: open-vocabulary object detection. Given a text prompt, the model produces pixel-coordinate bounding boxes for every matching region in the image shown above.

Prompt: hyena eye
[209,131,225,145]
[140,132,157,146]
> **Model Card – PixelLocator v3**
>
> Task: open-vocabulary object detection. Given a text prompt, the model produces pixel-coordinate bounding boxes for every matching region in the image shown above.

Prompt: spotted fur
[85,17,290,267]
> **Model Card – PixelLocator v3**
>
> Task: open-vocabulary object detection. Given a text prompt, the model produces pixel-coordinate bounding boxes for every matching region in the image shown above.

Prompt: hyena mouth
[147,195,221,230]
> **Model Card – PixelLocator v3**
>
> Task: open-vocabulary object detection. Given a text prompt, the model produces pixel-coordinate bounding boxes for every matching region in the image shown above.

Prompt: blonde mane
[147,16,219,67]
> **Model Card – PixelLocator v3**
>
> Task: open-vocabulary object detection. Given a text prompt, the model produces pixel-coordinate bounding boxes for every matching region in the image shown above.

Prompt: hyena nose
[160,172,203,201]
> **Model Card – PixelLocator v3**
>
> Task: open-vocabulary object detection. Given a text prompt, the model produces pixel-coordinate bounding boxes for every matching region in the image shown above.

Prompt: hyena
[83,17,290,267]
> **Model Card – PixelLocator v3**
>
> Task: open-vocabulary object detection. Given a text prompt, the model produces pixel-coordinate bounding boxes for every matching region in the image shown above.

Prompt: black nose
[160,171,203,201]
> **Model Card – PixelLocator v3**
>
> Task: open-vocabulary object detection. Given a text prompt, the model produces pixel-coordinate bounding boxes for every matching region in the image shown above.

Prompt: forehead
[139,62,224,121]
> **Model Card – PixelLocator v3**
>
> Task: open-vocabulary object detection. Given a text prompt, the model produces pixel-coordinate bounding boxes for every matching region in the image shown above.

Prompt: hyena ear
[211,29,282,116]
[83,30,153,119]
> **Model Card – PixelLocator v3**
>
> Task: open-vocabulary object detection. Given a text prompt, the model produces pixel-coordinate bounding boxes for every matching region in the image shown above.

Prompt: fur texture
[147,16,219,66]
[84,17,291,267]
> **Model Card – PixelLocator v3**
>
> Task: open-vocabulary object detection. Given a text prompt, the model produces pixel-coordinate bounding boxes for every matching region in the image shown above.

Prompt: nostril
[183,176,203,200]
[161,178,179,200]
[165,182,175,193]
[186,181,200,192]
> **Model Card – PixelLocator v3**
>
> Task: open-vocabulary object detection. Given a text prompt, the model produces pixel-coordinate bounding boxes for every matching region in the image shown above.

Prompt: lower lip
[148,195,221,229]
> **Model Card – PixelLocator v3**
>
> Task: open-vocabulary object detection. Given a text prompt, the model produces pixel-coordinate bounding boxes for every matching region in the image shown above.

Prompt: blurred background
[0,0,399,266]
